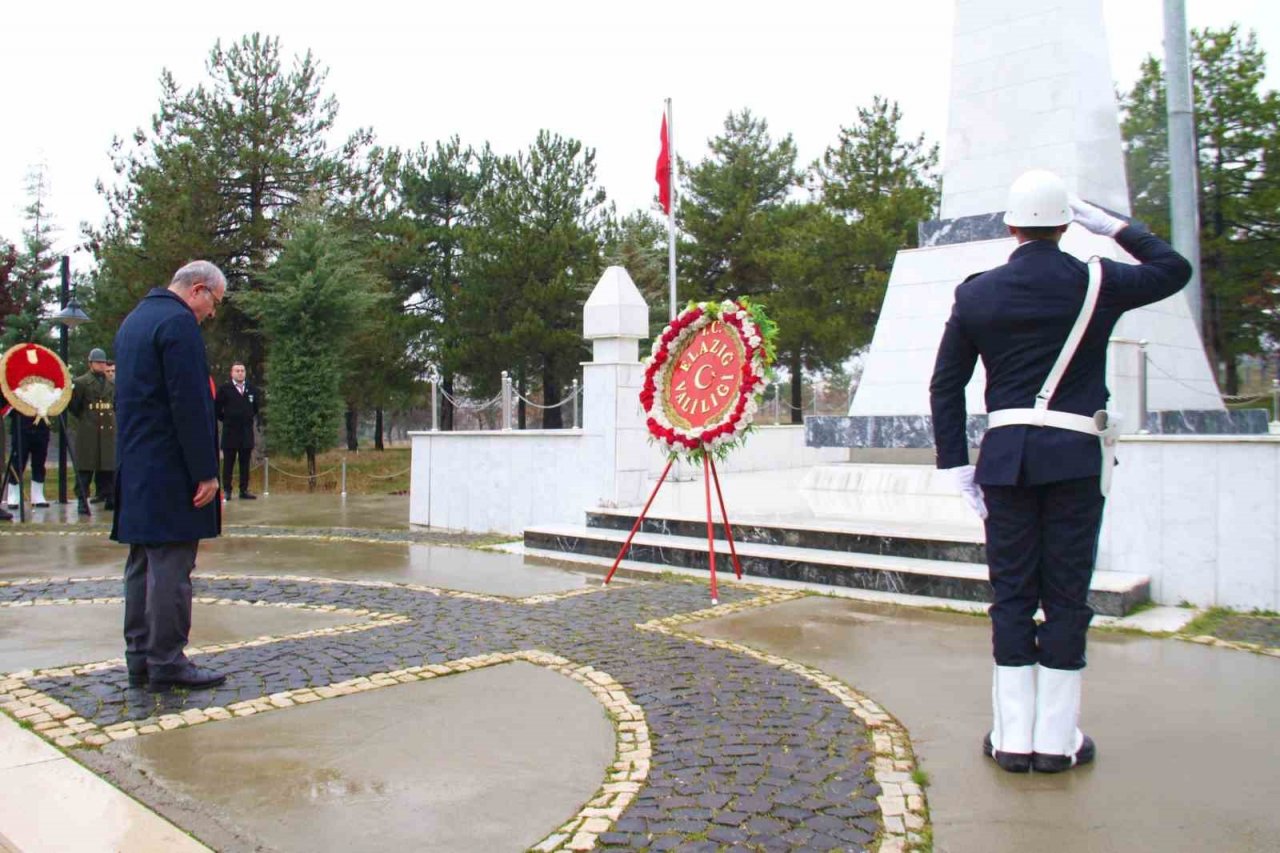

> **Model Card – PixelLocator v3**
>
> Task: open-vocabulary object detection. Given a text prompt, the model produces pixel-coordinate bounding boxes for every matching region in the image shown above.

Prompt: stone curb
[1175,633,1280,657]
[637,586,931,853]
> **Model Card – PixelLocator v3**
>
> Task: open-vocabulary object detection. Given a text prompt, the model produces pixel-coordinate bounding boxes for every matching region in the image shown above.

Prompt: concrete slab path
[693,596,1280,853]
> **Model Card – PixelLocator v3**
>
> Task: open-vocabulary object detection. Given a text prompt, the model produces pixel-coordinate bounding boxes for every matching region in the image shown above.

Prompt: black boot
[984,733,1032,773]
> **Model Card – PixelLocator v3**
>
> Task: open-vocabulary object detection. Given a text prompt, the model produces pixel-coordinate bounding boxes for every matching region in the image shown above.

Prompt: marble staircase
[523,506,1151,617]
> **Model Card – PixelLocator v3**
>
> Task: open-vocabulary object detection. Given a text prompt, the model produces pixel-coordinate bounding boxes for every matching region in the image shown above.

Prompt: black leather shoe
[1032,735,1097,773]
[983,733,1032,773]
[127,668,148,688]
[147,665,227,693]
[103,501,115,511]
[0,507,11,521]
[78,502,92,516]
[239,492,258,500]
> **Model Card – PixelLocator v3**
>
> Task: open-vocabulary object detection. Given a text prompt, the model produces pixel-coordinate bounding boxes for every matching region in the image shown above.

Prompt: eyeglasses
[196,283,225,308]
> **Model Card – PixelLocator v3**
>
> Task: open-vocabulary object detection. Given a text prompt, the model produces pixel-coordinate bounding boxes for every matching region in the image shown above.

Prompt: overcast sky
[3,0,1278,265]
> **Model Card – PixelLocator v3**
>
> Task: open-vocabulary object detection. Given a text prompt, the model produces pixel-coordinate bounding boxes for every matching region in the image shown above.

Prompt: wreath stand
[602,452,743,605]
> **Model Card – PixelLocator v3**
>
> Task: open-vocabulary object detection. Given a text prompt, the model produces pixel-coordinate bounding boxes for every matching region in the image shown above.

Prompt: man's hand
[948,465,988,520]
[193,478,220,508]
[1069,195,1126,238]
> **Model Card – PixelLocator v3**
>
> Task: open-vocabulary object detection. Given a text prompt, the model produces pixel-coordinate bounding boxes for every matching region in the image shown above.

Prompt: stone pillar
[583,266,651,508]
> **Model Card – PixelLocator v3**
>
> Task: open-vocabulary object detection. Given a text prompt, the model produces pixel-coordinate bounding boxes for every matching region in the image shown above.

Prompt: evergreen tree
[1,167,60,350]
[91,33,375,380]
[458,131,608,428]
[395,137,491,430]
[678,109,800,300]
[1121,26,1280,392]
[236,208,383,486]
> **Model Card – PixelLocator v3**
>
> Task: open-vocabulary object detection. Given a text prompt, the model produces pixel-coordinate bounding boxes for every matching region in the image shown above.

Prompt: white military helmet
[1003,169,1073,227]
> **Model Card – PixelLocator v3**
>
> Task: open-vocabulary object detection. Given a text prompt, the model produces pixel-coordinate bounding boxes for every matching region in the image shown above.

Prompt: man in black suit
[930,170,1191,774]
[215,362,260,500]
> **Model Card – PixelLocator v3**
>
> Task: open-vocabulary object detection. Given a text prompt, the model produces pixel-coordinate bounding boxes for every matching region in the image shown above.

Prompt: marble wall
[1100,436,1280,610]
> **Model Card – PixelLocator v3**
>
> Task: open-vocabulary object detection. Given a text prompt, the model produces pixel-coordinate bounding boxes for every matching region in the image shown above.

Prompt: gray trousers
[123,541,199,676]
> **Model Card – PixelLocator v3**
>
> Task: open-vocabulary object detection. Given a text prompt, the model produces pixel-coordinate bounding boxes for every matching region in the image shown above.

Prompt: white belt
[986,408,1121,496]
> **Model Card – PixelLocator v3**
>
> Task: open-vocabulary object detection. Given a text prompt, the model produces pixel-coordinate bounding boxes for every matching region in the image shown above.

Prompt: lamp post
[51,256,91,504]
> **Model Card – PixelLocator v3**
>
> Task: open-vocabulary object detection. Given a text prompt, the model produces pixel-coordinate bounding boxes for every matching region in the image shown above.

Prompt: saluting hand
[193,478,220,508]
[1069,195,1126,238]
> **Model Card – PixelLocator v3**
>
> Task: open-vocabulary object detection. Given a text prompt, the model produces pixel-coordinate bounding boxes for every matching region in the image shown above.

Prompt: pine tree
[1121,26,1280,392]
[1,167,60,350]
[91,33,375,380]
[236,207,384,486]
[678,109,799,300]
[458,131,608,428]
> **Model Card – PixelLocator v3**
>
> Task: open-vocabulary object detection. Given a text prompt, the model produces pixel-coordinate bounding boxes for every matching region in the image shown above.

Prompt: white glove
[1069,195,1126,238]
[949,465,988,520]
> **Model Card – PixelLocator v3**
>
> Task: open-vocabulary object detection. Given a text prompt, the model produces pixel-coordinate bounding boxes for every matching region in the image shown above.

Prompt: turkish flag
[655,114,671,215]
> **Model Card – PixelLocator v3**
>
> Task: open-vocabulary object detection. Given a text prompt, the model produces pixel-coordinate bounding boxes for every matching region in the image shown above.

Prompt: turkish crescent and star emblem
[663,321,745,430]
[0,343,73,424]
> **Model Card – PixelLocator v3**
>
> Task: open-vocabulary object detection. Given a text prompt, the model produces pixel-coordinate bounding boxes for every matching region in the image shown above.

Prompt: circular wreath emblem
[641,298,777,460]
[0,343,73,424]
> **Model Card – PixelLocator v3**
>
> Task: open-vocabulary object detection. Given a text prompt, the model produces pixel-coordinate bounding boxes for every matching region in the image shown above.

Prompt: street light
[51,256,91,503]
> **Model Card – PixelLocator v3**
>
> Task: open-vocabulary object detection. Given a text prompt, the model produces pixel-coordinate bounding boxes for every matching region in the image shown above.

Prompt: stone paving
[0,551,927,852]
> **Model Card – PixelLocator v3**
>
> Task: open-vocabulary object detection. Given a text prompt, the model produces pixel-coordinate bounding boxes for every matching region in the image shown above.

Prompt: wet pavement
[2,493,1277,852]
[104,661,614,853]
[0,602,368,675]
[693,596,1280,853]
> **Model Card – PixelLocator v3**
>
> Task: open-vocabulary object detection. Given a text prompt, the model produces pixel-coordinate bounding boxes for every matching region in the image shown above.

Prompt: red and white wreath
[640,298,777,460]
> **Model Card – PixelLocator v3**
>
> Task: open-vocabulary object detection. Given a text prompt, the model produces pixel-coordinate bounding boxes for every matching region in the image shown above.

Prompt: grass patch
[911,768,931,787]
[253,447,413,496]
[1180,607,1236,637]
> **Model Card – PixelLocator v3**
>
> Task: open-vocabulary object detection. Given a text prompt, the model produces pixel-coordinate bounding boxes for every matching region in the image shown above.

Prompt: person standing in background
[215,362,260,500]
[69,347,116,514]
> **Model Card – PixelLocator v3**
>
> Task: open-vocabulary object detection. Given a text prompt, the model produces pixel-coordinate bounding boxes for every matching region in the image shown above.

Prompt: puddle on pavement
[106,661,613,852]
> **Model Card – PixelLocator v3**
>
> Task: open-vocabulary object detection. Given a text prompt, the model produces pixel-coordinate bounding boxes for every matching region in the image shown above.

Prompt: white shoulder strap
[1034,257,1102,411]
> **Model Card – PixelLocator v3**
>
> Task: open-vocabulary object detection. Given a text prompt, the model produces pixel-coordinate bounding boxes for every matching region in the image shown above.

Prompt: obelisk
[849,0,1219,419]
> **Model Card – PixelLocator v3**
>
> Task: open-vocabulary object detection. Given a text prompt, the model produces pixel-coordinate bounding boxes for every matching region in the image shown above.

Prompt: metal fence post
[501,371,513,431]
[572,378,580,428]
[431,372,440,432]
[1138,340,1150,434]
[263,457,270,496]
[340,457,348,498]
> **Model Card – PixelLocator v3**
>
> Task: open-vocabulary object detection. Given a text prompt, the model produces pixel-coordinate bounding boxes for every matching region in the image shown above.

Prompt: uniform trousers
[6,421,49,483]
[222,447,252,494]
[123,541,199,677]
[982,476,1105,671]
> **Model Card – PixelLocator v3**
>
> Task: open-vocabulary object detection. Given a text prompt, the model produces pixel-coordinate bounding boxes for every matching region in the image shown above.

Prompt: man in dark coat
[215,361,260,499]
[112,260,228,692]
[69,347,116,514]
[930,170,1191,774]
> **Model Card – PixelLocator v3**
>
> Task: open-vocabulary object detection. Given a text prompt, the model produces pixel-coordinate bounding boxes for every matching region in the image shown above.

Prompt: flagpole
[666,97,677,321]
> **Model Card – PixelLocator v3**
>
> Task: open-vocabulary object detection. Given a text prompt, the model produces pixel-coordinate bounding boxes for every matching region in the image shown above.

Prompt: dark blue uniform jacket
[930,226,1192,486]
[111,288,221,543]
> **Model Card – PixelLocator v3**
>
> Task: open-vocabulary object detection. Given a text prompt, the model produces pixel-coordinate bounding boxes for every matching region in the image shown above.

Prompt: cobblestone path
[0,569,927,852]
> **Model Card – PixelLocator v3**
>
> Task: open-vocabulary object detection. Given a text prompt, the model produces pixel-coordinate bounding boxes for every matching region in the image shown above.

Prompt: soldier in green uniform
[69,348,116,515]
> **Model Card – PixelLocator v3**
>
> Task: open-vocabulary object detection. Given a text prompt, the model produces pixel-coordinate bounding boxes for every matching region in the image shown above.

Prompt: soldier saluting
[69,347,116,515]
[930,170,1192,774]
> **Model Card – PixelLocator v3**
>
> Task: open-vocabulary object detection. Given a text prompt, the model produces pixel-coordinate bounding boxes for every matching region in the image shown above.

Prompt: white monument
[850,0,1220,422]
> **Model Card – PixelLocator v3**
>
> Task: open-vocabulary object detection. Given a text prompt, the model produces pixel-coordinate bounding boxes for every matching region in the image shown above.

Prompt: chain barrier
[363,466,412,480]
[265,460,342,480]
[439,387,502,411]
[1144,355,1272,404]
[512,386,581,410]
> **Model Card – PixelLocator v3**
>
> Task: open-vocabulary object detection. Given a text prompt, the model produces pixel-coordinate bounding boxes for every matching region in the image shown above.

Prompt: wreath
[641,297,778,461]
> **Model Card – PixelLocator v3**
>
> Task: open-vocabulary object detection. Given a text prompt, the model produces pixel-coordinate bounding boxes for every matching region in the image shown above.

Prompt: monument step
[523,523,1149,617]
[585,508,985,565]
